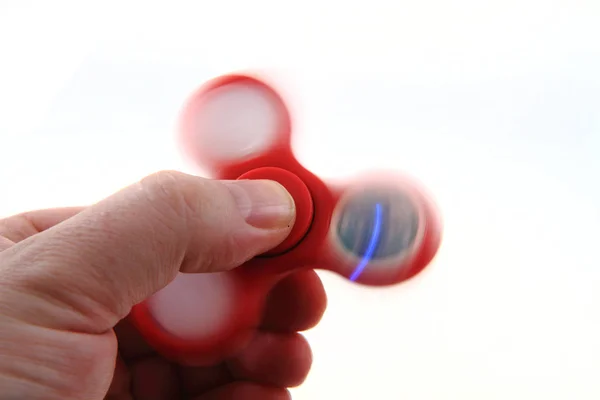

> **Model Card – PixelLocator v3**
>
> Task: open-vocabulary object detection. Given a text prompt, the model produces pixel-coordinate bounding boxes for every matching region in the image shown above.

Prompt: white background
[1,0,599,398]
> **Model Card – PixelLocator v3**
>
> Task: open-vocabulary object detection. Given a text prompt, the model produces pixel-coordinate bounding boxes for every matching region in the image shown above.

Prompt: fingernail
[224,180,296,230]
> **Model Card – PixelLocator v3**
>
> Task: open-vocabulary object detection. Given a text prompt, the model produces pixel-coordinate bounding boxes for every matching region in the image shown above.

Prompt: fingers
[0,171,296,334]
[125,332,311,398]
[0,207,84,250]
[223,271,323,390]
[179,331,312,396]
[117,269,326,397]
[228,332,312,388]
[261,269,328,332]
[179,364,232,395]
[104,355,132,400]
[193,382,291,400]
[129,356,181,400]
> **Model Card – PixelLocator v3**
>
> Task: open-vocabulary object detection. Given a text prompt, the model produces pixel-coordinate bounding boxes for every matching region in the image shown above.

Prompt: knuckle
[0,214,37,243]
[139,170,205,220]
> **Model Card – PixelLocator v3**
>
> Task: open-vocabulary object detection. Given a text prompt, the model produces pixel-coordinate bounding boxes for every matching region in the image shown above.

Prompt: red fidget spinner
[130,74,443,365]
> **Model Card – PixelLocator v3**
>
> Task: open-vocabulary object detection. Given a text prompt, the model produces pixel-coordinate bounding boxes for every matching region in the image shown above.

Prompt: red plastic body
[130,73,443,366]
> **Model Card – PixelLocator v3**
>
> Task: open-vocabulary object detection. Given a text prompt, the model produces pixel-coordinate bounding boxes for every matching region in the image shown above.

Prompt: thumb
[0,170,295,333]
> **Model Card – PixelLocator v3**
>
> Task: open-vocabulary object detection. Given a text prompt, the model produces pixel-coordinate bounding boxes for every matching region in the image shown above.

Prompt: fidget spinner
[130,74,443,365]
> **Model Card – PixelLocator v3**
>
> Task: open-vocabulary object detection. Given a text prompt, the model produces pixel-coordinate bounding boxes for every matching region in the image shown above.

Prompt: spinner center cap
[237,167,314,256]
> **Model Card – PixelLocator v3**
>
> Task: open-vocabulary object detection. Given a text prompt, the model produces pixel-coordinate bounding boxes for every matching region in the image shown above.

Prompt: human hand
[0,171,327,399]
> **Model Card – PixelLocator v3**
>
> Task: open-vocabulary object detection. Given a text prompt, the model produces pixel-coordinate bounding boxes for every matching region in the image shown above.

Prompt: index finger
[0,207,84,248]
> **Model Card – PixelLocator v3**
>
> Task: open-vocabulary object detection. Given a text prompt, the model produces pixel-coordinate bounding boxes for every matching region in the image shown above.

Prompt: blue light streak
[349,203,383,281]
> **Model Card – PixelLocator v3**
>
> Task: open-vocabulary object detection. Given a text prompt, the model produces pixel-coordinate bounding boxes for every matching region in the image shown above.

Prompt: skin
[0,170,328,399]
